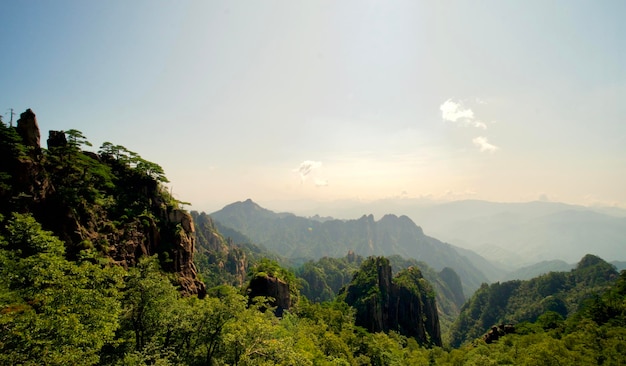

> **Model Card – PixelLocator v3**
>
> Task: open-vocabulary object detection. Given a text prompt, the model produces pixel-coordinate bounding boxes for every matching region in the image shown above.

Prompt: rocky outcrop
[1,109,205,298]
[483,324,515,344]
[47,130,67,149]
[247,274,291,316]
[391,267,442,345]
[192,211,249,287]
[16,109,41,153]
[193,211,229,253]
[0,110,52,211]
[167,209,206,297]
[98,187,206,297]
[342,257,442,346]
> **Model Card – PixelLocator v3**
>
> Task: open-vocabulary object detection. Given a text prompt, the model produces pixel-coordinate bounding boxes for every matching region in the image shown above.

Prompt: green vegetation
[2,215,624,364]
[210,201,489,294]
[0,119,189,272]
[2,118,626,364]
[449,254,619,347]
[297,253,465,340]
[0,213,124,365]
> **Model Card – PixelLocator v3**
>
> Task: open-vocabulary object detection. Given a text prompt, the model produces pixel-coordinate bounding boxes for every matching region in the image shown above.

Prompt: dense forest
[1,111,626,365]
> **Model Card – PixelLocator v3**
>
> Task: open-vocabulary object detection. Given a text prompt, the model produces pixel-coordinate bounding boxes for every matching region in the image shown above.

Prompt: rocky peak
[1,110,51,208]
[1,109,205,298]
[342,257,442,346]
[169,209,194,233]
[16,109,40,153]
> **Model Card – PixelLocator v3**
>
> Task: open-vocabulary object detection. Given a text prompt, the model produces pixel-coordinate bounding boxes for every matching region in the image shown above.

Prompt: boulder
[247,275,291,316]
[169,209,194,233]
[483,324,515,344]
[47,130,68,149]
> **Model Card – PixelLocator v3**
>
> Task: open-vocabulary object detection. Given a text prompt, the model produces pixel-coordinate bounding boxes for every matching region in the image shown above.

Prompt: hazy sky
[2,0,625,212]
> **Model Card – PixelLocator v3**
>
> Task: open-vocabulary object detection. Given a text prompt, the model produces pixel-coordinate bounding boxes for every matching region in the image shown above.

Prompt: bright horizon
[2,1,625,213]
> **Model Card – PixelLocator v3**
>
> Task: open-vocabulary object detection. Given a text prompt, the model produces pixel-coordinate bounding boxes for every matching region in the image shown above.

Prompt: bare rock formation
[247,274,292,317]
[16,109,40,153]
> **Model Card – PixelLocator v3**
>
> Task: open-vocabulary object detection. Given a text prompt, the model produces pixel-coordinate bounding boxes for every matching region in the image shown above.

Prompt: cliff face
[0,109,205,297]
[0,109,51,209]
[247,275,291,317]
[192,211,248,287]
[342,257,442,346]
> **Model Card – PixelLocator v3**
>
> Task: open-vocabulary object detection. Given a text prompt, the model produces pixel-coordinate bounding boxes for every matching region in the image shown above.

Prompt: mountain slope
[210,199,491,294]
[449,254,619,347]
[501,260,574,281]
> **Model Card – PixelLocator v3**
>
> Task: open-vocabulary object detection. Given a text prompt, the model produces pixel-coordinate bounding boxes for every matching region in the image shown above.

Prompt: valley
[1,114,625,364]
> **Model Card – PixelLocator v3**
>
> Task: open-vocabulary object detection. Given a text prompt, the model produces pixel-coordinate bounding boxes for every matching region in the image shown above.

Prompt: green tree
[0,213,124,365]
[119,256,179,353]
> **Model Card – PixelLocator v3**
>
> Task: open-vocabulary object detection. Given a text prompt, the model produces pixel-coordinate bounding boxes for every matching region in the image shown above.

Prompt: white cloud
[314,178,328,187]
[473,120,487,129]
[293,160,322,181]
[440,99,487,129]
[440,99,474,122]
[472,136,499,153]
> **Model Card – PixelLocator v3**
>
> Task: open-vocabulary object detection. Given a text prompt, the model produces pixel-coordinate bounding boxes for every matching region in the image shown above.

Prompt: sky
[2,0,625,213]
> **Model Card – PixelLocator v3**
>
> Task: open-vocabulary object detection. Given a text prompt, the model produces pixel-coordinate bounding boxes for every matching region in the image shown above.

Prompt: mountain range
[267,198,626,269]
[210,199,497,295]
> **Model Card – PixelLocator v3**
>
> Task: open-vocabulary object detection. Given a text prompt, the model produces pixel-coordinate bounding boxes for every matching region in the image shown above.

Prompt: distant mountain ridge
[210,199,496,294]
[500,260,574,282]
[279,199,626,268]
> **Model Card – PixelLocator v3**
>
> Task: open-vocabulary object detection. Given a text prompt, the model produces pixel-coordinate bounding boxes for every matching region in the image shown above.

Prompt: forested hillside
[297,253,465,338]
[0,109,204,295]
[449,254,619,347]
[2,111,626,365]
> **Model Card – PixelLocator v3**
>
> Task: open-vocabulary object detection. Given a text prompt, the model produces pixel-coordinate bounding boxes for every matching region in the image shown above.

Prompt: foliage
[0,213,124,366]
[297,253,363,302]
[298,253,463,340]
[449,255,619,347]
[1,203,624,366]
[249,258,297,287]
[211,202,490,294]
[3,118,626,365]
[99,141,168,183]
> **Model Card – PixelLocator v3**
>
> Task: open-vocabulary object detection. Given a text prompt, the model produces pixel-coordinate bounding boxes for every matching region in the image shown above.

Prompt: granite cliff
[0,109,205,297]
[192,210,248,288]
[340,256,442,346]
